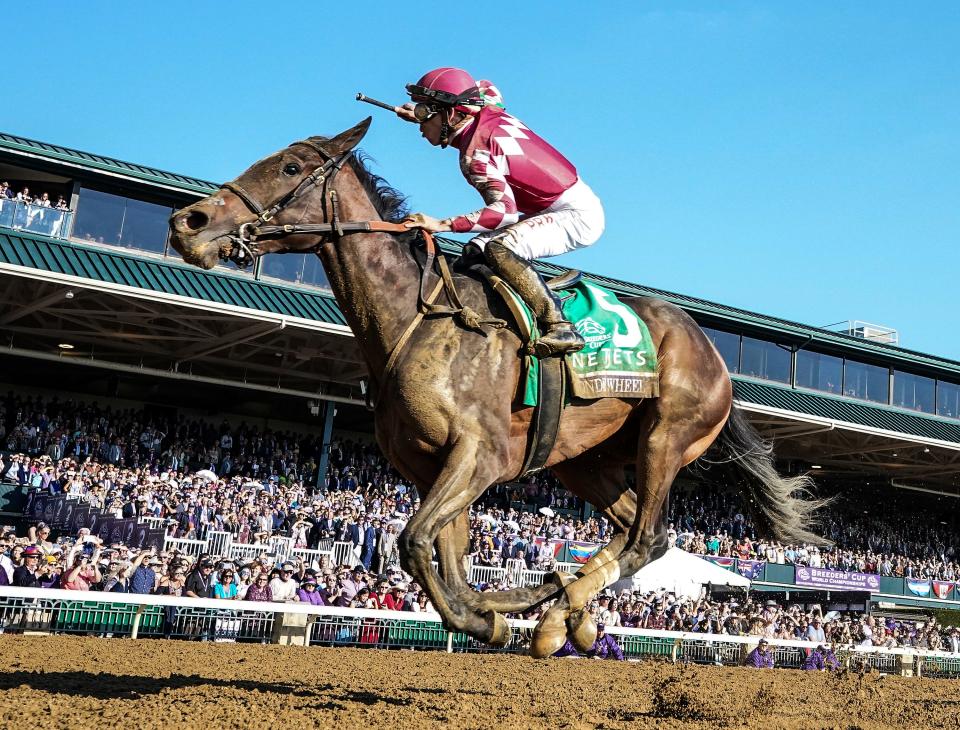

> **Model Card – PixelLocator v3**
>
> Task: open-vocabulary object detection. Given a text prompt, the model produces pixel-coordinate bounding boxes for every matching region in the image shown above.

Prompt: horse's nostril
[181,210,209,232]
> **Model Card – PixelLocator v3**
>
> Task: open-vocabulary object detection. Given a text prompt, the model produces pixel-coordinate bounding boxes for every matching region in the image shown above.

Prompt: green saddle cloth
[507,279,659,406]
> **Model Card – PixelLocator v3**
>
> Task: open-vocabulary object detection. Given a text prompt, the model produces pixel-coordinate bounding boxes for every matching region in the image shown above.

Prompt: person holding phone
[62,547,102,590]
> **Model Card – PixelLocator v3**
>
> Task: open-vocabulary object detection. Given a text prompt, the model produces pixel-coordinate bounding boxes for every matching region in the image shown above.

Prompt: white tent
[614,548,750,599]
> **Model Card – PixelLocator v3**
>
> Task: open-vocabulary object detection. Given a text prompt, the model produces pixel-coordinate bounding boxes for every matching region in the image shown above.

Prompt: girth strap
[518,343,566,477]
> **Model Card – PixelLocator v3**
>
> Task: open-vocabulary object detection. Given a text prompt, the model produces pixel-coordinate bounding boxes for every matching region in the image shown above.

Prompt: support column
[315,400,336,490]
[67,179,81,238]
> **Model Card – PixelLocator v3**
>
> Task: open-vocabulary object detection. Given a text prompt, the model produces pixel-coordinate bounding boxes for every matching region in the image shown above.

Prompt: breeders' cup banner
[795,566,880,592]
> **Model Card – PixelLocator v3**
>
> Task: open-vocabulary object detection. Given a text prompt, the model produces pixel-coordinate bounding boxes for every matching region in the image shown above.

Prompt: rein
[218,138,506,388]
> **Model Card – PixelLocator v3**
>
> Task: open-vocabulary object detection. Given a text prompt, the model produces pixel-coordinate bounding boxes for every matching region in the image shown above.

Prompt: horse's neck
[319,171,422,380]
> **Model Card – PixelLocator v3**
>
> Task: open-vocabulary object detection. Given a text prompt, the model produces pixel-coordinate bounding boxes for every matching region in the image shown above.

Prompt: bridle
[213,132,507,388]
[218,138,375,267]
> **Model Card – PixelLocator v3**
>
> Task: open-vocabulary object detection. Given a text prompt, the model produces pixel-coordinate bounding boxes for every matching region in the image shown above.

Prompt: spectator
[269,562,299,602]
[381,583,407,611]
[585,623,625,661]
[61,548,101,590]
[214,568,240,599]
[12,545,45,587]
[245,574,273,602]
[185,558,215,598]
[0,534,14,585]
[410,590,434,613]
[340,567,367,601]
[351,586,372,608]
[295,576,324,605]
[375,522,398,575]
[745,638,775,668]
[806,616,826,643]
[130,552,161,594]
[236,567,253,599]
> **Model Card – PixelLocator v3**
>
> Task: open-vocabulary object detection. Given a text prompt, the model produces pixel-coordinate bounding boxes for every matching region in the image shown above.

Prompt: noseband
[216,138,354,267]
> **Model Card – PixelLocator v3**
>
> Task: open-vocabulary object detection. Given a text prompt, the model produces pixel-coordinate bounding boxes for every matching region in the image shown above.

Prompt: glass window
[702,327,739,373]
[259,254,330,289]
[892,371,935,414]
[72,188,124,245]
[795,350,843,394]
[843,360,889,403]
[740,336,791,383]
[73,187,171,254]
[937,380,960,419]
[117,197,170,254]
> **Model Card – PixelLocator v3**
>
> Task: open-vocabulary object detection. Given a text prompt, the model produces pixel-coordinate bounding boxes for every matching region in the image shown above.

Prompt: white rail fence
[0,586,957,677]
[158,531,584,587]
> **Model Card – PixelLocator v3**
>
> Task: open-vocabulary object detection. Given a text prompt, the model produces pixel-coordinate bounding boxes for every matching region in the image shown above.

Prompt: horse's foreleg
[399,437,510,645]
[446,461,639,616]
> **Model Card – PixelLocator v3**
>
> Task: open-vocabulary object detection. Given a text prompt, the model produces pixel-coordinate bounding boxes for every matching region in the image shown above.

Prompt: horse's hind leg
[399,436,512,645]
[530,357,730,657]
[442,453,638,616]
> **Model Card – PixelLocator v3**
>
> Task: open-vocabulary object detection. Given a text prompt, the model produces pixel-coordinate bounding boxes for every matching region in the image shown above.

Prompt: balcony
[0,199,72,239]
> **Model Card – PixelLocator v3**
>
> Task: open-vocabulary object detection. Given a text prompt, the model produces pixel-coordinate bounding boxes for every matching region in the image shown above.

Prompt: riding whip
[356,93,400,113]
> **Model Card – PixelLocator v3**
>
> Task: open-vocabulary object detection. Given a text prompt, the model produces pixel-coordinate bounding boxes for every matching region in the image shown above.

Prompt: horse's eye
[282,163,301,176]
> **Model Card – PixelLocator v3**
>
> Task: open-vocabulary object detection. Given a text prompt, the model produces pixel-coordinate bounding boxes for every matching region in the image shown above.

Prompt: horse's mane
[306,136,409,223]
[347,151,409,223]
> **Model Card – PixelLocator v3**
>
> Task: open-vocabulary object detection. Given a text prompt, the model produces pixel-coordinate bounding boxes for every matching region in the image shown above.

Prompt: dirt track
[0,636,958,729]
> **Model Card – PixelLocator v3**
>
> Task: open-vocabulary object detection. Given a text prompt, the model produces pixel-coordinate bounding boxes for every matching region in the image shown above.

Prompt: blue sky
[3,3,958,360]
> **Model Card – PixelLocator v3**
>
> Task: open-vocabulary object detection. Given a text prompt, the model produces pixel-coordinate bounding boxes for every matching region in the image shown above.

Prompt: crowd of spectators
[0,182,71,236]
[2,391,960,655]
[668,485,960,581]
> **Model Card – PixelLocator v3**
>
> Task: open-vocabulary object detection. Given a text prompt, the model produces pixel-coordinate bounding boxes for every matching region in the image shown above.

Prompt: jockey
[398,67,604,357]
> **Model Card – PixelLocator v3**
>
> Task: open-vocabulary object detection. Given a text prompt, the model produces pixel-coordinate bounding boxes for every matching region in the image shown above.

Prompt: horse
[168,118,825,657]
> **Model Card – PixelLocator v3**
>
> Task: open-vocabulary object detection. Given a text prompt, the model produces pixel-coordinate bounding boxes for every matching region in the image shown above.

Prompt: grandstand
[1,128,959,620]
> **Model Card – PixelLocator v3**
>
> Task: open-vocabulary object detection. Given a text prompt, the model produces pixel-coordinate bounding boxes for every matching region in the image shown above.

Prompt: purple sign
[795,566,880,592]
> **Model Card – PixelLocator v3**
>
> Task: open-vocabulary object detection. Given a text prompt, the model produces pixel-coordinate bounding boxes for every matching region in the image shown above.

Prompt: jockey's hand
[396,103,419,124]
[403,212,451,233]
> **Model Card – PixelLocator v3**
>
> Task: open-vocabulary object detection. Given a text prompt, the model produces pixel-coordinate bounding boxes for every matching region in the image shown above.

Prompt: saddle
[452,250,658,477]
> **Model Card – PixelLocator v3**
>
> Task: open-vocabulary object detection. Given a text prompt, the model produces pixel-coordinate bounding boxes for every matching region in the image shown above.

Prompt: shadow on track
[0,670,409,708]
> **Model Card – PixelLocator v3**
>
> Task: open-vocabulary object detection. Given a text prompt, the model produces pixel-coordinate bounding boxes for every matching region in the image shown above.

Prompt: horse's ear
[328,117,372,154]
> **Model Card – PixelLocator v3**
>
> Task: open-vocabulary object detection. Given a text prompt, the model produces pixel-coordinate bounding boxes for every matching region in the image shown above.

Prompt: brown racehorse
[168,119,826,657]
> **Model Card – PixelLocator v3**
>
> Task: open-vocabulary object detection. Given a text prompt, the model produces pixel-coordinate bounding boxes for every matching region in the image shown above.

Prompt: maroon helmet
[406,67,483,113]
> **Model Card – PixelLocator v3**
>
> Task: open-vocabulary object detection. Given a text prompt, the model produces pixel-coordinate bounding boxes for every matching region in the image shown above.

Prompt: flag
[906,578,931,597]
[933,581,953,600]
[568,541,601,563]
[737,559,764,580]
[703,556,736,569]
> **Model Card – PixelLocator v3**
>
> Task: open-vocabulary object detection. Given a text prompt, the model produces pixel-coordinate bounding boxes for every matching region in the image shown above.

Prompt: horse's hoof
[550,570,577,589]
[567,609,597,652]
[529,608,569,659]
[484,611,511,648]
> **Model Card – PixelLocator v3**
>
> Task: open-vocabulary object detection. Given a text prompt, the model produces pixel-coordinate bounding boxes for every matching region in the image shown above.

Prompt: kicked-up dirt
[0,636,958,729]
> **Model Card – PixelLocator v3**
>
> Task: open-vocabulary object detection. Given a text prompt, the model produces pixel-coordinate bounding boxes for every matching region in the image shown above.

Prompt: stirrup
[532,324,585,358]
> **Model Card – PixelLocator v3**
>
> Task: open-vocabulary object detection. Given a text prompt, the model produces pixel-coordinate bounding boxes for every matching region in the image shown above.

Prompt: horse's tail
[709,406,832,546]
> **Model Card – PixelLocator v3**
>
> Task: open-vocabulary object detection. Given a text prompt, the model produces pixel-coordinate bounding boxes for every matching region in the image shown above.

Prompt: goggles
[406,83,483,123]
[413,103,442,123]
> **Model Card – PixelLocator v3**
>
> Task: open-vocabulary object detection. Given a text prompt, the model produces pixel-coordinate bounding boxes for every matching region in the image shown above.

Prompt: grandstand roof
[530,255,960,378]
[733,377,960,446]
[0,229,346,329]
[0,131,218,196]
[2,127,957,377]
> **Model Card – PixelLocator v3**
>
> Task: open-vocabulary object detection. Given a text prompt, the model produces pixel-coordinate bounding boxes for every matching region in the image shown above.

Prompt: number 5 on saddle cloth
[488,270,659,476]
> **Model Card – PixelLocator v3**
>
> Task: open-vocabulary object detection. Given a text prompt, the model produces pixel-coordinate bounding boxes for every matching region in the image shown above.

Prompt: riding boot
[454,241,486,273]
[484,240,585,358]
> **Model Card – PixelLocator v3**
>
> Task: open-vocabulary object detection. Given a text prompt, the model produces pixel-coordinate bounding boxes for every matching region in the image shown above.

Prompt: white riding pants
[470,178,605,260]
